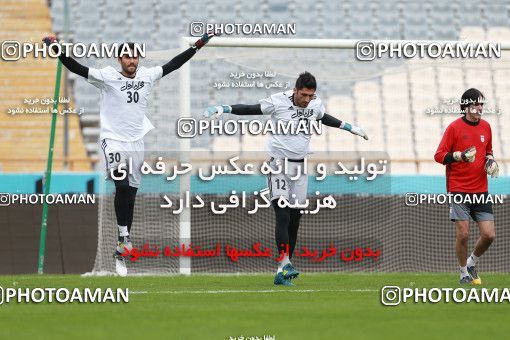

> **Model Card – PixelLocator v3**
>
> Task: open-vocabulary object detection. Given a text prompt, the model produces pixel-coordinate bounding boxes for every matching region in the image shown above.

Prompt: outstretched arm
[320,113,369,140]
[42,36,89,79]
[204,103,263,118]
[162,32,215,77]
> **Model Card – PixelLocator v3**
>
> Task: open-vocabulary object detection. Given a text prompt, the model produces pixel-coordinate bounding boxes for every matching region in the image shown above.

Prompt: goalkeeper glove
[204,105,232,119]
[453,146,476,162]
[192,32,215,50]
[42,35,57,46]
[340,122,369,140]
[485,155,499,177]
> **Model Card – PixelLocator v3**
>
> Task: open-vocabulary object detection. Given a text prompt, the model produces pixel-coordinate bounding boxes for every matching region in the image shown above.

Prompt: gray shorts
[100,138,144,188]
[449,192,494,222]
[266,157,308,205]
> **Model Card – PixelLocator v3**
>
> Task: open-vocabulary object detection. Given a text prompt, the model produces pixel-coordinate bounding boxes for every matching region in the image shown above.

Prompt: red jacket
[434,117,493,193]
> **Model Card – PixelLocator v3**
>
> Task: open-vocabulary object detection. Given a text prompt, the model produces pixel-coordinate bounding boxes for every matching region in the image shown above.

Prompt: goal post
[179,38,191,275]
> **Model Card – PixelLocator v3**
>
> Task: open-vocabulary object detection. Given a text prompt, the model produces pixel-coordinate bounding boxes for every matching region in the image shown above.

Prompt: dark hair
[295,71,317,90]
[118,42,137,58]
[460,88,485,113]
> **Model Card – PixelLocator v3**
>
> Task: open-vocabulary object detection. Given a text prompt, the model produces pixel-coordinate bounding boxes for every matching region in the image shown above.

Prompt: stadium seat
[465,68,493,96]
[482,114,504,158]
[241,134,266,153]
[415,123,442,160]
[487,27,510,41]
[436,67,463,100]
[310,130,328,153]
[459,26,485,40]
[390,161,417,174]
[484,4,509,27]
[419,161,445,175]
[212,136,241,152]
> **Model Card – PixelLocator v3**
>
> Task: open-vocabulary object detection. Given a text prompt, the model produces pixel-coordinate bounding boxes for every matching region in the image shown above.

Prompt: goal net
[90,37,510,275]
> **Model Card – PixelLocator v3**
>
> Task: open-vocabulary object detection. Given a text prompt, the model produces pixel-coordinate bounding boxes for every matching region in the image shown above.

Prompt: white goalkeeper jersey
[259,90,326,159]
[87,66,163,142]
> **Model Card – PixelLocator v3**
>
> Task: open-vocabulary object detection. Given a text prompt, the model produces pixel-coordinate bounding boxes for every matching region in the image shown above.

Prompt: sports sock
[272,200,291,259]
[460,265,468,278]
[126,186,138,233]
[118,225,129,238]
[277,254,291,273]
[288,208,302,258]
[467,253,479,267]
[114,175,138,242]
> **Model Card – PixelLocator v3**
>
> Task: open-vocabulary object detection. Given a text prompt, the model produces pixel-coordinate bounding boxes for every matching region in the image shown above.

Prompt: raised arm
[42,36,89,79]
[162,32,215,77]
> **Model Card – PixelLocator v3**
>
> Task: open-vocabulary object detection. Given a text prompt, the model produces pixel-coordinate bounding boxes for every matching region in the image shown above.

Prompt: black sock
[272,200,291,257]
[288,208,302,259]
[113,174,132,242]
[127,186,138,234]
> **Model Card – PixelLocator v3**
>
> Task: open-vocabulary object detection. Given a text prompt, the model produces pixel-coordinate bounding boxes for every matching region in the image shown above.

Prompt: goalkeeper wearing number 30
[204,72,368,286]
[42,32,215,277]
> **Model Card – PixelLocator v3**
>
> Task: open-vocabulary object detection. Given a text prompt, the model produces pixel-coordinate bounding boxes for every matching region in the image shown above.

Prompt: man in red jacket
[434,88,499,285]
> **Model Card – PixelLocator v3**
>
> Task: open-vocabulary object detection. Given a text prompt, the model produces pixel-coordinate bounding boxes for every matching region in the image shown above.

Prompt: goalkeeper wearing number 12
[204,72,369,286]
[434,88,498,285]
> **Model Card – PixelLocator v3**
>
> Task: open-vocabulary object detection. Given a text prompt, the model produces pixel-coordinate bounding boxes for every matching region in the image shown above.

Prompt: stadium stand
[0,0,91,172]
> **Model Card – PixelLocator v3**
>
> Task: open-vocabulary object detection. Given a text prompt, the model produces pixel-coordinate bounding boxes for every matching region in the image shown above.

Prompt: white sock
[460,265,468,278]
[277,254,291,273]
[467,253,479,267]
[118,225,129,237]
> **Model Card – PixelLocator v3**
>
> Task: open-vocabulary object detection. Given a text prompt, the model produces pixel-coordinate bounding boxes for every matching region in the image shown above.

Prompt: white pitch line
[130,289,378,294]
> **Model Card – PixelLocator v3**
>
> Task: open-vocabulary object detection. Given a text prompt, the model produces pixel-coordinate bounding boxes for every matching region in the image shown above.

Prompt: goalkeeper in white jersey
[205,72,368,286]
[43,33,215,276]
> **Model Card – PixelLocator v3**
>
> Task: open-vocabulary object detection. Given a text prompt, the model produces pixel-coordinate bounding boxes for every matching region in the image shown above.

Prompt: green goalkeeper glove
[453,146,476,162]
[203,105,232,119]
[485,155,499,177]
[340,122,369,140]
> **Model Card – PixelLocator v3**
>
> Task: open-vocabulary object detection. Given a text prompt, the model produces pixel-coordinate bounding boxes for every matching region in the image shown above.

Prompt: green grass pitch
[1,273,509,339]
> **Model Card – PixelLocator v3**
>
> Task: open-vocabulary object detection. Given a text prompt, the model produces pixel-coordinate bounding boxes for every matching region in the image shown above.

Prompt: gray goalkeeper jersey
[259,90,326,159]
